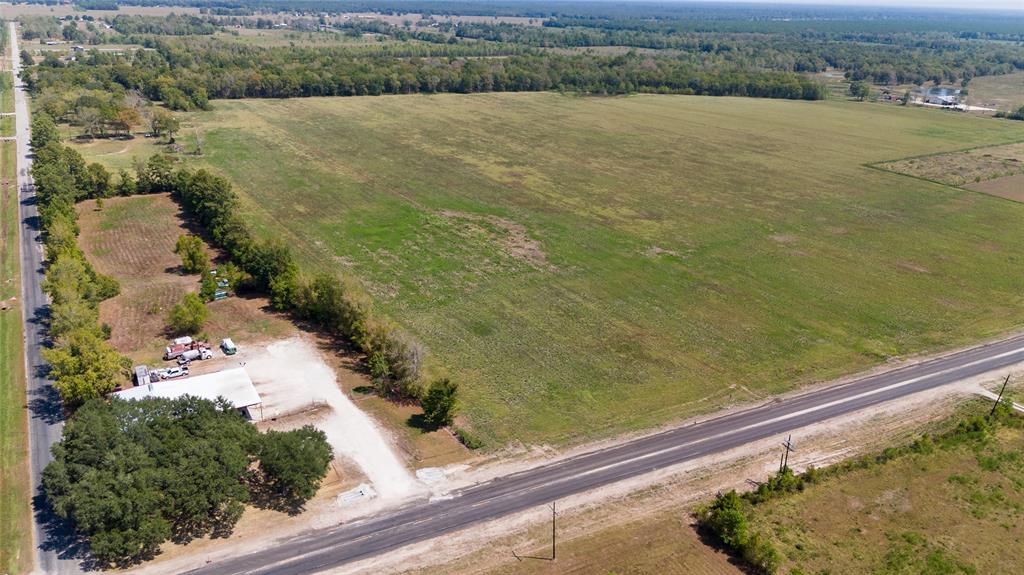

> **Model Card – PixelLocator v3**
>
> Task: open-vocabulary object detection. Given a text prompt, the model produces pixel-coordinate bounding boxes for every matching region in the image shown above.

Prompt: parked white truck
[177,347,214,365]
[164,339,210,360]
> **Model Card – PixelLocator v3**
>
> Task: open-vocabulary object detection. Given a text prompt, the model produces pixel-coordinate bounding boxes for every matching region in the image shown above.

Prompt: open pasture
[79,94,1024,446]
[967,71,1024,112]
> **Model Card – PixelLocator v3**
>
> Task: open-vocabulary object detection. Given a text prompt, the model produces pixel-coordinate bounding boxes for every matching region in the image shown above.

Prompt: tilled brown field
[77,193,294,363]
[964,173,1024,203]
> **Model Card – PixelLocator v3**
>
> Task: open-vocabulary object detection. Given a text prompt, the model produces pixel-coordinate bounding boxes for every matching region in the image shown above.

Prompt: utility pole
[512,501,557,562]
[780,435,796,473]
[990,374,1011,417]
[550,501,556,561]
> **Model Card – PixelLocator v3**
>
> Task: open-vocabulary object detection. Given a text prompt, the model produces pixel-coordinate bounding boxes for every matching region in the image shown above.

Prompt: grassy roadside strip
[697,398,1023,574]
[1,73,11,113]
[1,20,33,572]
[0,138,31,573]
[1,66,13,136]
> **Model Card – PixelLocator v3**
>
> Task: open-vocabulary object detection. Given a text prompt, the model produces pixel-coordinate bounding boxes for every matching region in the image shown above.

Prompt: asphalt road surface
[10,22,86,575]
[185,333,1024,575]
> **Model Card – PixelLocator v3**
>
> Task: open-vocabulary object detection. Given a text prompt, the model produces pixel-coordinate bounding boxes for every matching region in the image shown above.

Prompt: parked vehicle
[161,366,189,379]
[177,348,214,365]
[173,336,194,346]
[164,340,210,360]
[221,338,237,355]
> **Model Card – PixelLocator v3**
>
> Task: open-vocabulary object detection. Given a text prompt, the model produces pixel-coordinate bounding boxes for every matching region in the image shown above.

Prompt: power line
[780,434,796,473]
[990,373,1011,417]
[512,501,557,562]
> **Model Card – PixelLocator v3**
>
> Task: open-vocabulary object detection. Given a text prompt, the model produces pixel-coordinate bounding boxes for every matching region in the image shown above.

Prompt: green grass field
[749,408,1024,574]
[0,139,30,573]
[968,71,1024,112]
[1,75,12,114]
[79,94,1024,446]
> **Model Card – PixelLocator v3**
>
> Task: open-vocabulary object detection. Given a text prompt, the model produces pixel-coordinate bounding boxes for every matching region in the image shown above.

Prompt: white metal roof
[113,367,262,408]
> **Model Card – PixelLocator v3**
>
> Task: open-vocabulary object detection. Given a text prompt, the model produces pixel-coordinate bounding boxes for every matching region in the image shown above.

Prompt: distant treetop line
[14,1,1024,106]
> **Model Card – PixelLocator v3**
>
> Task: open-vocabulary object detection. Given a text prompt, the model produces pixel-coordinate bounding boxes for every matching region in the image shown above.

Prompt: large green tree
[257,426,333,509]
[421,378,459,429]
[43,397,332,565]
[167,292,208,335]
[30,113,61,150]
[43,329,129,409]
[42,397,260,565]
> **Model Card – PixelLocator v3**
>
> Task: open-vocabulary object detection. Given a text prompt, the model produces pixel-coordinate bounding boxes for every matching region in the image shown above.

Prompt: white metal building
[113,367,263,419]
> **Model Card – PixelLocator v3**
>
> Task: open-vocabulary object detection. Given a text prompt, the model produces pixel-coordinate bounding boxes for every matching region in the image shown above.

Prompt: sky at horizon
[642,0,1024,13]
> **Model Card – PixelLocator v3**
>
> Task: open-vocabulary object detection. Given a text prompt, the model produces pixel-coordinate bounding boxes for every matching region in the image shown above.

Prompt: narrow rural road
[9,22,86,575]
[185,333,1024,575]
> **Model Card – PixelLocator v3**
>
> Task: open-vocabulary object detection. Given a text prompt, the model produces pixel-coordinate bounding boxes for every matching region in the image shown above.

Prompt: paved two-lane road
[9,21,84,575]
[185,333,1024,575]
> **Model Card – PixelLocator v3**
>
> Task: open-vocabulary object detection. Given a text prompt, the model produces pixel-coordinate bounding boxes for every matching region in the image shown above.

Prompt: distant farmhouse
[922,86,961,106]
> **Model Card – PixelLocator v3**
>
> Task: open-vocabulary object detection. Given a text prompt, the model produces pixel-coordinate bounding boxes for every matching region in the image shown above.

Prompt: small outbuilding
[923,86,961,106]
[113,367,262,419]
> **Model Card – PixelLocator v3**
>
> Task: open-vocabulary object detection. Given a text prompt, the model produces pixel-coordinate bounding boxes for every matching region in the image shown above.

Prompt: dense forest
[454,22,1024,85]
[26,37,829,109]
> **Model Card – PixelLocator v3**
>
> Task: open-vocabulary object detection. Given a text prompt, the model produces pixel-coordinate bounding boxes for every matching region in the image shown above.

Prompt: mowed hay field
[91,94,1024,446]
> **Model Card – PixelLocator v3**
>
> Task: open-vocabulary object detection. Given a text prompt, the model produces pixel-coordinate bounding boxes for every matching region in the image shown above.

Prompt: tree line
[30,110,458,421]
[30,113,129,410]
[109,14,218,36]
[24,38,828,109]
[162,159,434,399]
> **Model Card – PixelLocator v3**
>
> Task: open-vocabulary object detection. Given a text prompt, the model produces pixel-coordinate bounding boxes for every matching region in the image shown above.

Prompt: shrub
[421,378,459,429]
[454,427,483,449]
[167,292,208,335]
[199,270,218,301]
[698,489,781,574]
[368,350,390,382]
[174,234,208,274]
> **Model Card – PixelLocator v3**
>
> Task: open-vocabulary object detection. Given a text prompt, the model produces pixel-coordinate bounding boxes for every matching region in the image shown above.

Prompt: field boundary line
[863,138,1024,203]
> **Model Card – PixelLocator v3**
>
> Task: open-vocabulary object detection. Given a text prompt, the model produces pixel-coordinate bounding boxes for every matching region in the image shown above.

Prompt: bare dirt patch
[963,172,1024,202]
[438,210,553,270]
[644,245,681,258]
[877,142,1024,187]
[317,341,472,470]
